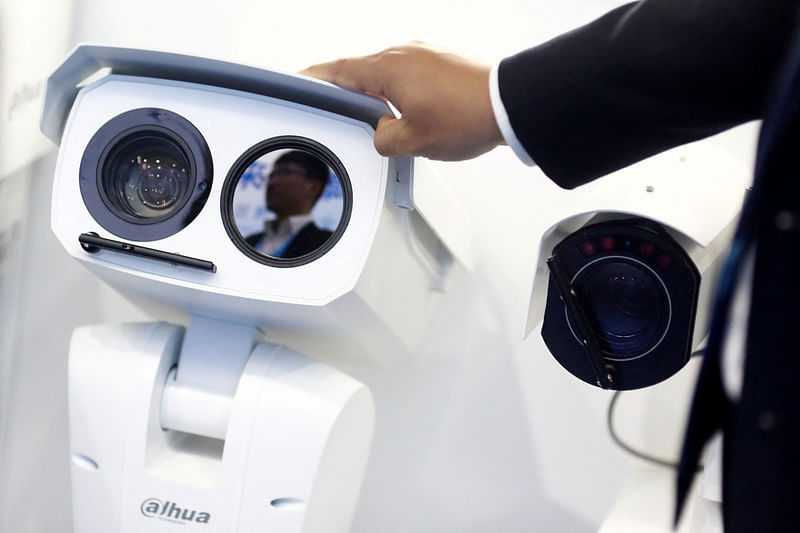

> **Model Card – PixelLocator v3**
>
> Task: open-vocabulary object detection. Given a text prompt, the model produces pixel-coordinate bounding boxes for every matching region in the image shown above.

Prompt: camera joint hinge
[159,314,259,439]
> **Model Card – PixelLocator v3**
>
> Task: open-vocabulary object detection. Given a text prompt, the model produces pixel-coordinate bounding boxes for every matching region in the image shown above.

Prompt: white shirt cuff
[489,62,535,166]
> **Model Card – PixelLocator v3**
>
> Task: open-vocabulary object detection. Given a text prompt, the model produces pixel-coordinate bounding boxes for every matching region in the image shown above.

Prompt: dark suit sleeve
[498,0,800,188]
[245,232,264,248]
[281,223,333,258]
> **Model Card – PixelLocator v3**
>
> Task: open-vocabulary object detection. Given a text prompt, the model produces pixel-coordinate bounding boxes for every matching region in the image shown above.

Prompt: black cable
[606,349,706,470]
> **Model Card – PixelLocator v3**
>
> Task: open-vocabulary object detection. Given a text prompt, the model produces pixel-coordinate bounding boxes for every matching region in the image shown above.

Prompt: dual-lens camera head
[80,104,349,267]
[42,45,470,339]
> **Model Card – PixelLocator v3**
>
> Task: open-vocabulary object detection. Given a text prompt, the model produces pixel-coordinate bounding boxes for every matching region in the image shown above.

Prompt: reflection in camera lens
[571,258,671,359]
[103,134,192,220]
[231,148,344,261]
[136,157,185,209]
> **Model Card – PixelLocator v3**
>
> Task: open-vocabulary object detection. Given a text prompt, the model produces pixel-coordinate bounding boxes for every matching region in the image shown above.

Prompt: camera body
[41,45,475,533]
[43,45,472,346]
[524,144,747,389]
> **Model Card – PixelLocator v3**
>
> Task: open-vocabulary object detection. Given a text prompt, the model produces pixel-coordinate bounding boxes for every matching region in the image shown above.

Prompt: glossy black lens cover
[541,218,700,390]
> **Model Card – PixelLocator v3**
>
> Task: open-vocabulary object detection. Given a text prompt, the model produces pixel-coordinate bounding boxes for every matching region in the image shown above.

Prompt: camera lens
[221,136,352,268]
[569,257,671,360]
[542,219,700,389]
[81,108,212,241]
[102,133,192,220]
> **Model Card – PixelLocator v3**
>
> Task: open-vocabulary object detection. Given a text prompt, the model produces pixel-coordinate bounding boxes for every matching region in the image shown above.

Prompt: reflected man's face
[266,161,324,218]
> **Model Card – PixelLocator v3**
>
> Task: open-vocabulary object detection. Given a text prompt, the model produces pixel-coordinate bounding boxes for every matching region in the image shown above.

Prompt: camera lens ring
[80,108,213,241]
[220,135,352,268]
[565,255,673,361]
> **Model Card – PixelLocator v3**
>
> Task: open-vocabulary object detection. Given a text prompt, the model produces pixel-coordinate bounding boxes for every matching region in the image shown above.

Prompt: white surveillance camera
[41,45,476,533]
[42,44,474,344]
[524,143,748,390]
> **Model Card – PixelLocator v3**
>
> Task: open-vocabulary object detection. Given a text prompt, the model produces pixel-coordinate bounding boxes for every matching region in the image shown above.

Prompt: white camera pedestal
[68,316,374,532]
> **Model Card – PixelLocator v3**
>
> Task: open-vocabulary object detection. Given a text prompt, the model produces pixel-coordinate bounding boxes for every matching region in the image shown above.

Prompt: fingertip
[298,62,331,82]
[302,55,392,99]
[297,66,315,77]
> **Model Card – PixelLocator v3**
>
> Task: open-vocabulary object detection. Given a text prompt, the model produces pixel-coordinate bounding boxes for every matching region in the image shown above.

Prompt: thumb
[373,115,419,157]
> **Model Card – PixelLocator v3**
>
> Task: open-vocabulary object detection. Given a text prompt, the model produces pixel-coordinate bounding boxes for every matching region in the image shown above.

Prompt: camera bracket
[68,319,374,532]
[546,253,616,389]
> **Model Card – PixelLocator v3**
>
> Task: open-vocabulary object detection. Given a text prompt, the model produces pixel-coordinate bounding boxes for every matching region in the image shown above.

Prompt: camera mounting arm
[68,316,374,532]
[546,252,616,389]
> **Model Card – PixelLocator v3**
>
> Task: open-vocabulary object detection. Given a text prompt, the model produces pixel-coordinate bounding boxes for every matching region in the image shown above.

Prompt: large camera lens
[221,136,351,268]
[569,257,671,360]
[80,108,212,241]
[102,133,192,220]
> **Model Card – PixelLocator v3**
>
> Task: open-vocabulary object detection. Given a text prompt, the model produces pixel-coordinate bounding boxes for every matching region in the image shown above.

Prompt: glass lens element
[231,148,343,261]
[102,133,192,220]
[571,258,671,359]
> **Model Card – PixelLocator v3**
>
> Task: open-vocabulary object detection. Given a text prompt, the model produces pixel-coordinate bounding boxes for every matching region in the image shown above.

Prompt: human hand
[300,42,504,161]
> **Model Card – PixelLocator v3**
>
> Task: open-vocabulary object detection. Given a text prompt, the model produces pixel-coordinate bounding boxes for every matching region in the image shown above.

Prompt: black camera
[542,218,701,390]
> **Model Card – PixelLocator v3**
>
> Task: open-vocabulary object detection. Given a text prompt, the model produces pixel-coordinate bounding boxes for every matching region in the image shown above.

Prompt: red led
[601,236,616,251]
[657,254,673,270]
[639,243,656,257]
[579,241,596,256]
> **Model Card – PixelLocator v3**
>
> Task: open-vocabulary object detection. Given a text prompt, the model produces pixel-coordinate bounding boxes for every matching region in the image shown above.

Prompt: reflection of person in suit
[245,150,333,258]
[302,2,800,531]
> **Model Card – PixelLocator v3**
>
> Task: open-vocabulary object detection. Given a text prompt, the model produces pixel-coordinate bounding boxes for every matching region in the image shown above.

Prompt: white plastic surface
[176,315,256,393]
[69,321,374,532]
[160,367,234,440]
[411,158,477,270]
[69,322,183,532]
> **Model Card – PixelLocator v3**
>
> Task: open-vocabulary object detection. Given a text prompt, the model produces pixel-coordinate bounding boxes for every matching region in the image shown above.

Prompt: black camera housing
[541,218,700,390]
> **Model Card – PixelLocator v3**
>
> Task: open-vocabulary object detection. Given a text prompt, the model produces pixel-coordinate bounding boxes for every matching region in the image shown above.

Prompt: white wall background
[0,0,760,532]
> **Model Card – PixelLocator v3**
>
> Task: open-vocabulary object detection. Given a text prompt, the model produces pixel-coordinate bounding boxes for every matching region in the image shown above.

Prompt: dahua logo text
[141,498,211,524]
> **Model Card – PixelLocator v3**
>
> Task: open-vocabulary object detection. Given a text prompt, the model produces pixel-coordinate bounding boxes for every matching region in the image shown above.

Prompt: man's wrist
[489,62,535,166]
